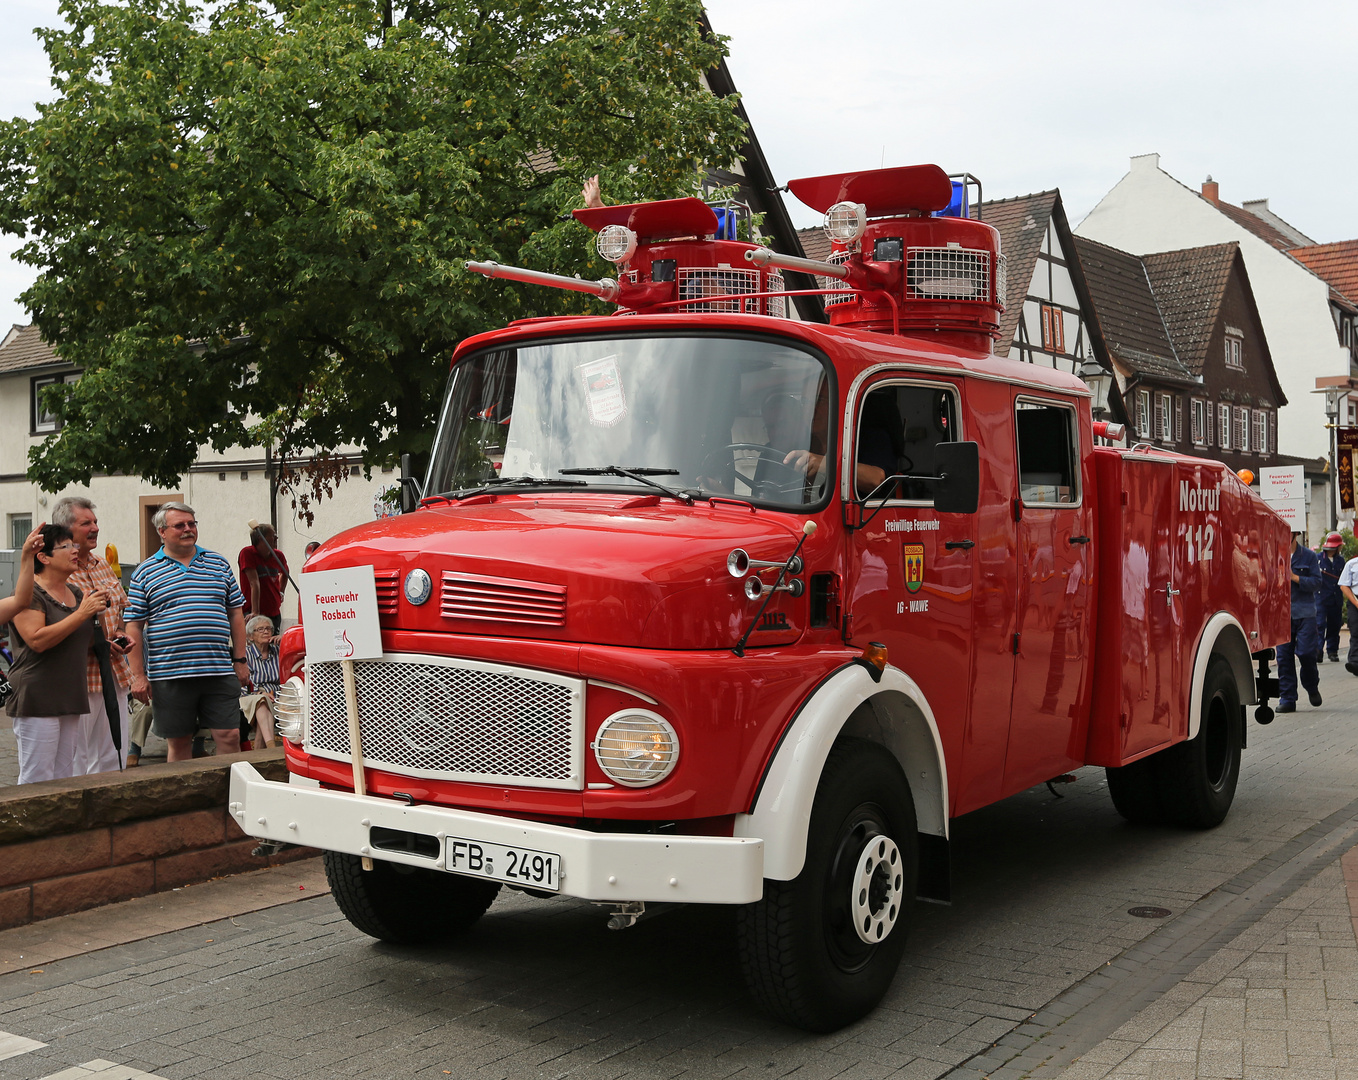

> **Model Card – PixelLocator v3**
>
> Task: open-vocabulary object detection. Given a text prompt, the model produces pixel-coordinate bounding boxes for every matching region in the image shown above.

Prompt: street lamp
[1078,356,1113,419]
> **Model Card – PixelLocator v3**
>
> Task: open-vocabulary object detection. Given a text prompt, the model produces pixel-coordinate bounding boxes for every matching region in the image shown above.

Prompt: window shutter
[1174,397,1182,443]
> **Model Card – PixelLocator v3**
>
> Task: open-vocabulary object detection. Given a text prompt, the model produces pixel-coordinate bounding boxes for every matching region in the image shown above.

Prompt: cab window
[1016,399,1079,505]
[855,382,959,502]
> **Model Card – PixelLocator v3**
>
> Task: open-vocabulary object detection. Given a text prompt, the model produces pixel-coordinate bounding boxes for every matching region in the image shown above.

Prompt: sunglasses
[51,542,80,552]
[165,521,198,531]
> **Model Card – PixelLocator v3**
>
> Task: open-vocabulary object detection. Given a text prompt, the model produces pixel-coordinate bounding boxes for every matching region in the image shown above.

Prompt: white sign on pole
[299,566,383,663]
[1270,499,1307,530]
[1260,466,1305,504]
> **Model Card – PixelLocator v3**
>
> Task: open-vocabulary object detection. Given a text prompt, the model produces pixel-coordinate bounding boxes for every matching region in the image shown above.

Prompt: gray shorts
[150,675,242,738]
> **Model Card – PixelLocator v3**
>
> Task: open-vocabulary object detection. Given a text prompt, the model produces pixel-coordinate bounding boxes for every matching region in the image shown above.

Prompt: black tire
[1159,657,1242,828]
[1105,754,1168,826]
[323,851,500,944]
[1104,656,1242,830]
[738,738,917,1032]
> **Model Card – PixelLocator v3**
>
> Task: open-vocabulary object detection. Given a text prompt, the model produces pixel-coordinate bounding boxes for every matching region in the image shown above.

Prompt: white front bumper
[228,762,765,904]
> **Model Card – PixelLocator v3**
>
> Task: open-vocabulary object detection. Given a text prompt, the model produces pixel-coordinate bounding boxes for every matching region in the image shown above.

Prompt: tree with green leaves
[0,0,746,497]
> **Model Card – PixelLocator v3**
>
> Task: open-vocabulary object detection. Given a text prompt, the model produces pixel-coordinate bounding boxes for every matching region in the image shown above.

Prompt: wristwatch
[232,656,248,664]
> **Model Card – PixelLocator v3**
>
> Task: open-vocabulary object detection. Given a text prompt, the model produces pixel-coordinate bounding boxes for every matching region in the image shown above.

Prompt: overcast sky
[3,0,1356,332]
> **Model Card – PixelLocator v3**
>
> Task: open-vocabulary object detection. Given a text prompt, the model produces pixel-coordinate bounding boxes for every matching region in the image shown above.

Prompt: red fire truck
[230,164,1290,1032]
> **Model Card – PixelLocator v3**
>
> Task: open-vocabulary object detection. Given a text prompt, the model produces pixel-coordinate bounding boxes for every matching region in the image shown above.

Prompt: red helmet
[1323,531,1344,549]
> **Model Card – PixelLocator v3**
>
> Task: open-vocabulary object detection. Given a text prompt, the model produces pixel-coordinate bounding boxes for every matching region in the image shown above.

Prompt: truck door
[1117,455,1182,757]
[1004,396,1095,792]
[844,377,984,801]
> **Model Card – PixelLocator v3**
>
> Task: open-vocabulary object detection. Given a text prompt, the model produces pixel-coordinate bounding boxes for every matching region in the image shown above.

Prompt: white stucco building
[1076,154,1350,465]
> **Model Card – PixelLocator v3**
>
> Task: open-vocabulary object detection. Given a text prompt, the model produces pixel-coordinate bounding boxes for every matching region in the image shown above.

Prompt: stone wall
[0,749,313,930]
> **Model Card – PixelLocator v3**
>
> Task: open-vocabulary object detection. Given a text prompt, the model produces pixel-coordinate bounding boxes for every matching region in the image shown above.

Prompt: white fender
[1188,612,1256,739]
[734,663,949,881]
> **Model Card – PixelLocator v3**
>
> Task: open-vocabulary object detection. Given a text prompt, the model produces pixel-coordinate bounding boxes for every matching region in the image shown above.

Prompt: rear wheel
[738,739,917,1032]
[1160,657,1242,828]
[1105,656,1242,829]
[323,851,500,944]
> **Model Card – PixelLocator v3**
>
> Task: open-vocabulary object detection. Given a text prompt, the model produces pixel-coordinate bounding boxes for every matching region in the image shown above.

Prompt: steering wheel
[700,442,806,497]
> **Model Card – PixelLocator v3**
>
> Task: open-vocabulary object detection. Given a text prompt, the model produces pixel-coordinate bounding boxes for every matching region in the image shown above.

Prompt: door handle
[1165,585,1180,608]
[1069,535,1090,545]
[945,539,975,550]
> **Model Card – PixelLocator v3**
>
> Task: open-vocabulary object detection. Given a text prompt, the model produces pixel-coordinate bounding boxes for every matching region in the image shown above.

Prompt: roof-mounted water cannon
[745,164,1007,348]
[466,197,795,318]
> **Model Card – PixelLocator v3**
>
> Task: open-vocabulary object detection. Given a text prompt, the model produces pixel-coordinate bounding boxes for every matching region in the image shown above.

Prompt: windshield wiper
[558,465,694,504]
[439,476,588,499]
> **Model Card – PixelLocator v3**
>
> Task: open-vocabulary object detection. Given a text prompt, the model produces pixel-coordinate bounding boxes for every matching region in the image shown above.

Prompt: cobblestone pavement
[1,655,1358,1078]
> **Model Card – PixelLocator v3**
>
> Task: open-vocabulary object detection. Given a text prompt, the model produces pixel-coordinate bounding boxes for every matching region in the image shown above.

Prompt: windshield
[426,335,833,509]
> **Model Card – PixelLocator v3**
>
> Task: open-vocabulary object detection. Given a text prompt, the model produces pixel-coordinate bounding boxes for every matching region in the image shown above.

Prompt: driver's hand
[783,449,824,480]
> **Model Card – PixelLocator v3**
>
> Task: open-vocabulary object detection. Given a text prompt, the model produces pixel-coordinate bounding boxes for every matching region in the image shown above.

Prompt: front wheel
[323,851,500,944]
[738,739,917,1032]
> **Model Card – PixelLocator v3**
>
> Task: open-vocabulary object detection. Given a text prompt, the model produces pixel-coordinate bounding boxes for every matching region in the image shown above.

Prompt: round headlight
[596,224,638,265]
[274,676,308,743]
[823,201,867,244]
[404,568,432,605]
[592,710,679,787]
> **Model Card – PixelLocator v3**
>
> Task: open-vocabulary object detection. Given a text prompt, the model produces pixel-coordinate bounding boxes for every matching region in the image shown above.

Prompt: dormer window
[1224,334,1244,371]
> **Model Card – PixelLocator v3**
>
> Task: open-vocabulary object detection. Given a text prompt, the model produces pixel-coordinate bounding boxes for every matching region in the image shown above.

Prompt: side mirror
[932,441,979,515]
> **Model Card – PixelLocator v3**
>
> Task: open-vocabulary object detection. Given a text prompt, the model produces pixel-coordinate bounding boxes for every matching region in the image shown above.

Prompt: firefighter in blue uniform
[1314,532,1345,662]
[1277,531,1322,713]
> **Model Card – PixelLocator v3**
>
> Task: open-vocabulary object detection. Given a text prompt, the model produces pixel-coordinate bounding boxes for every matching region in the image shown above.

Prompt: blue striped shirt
[126,546,246,681]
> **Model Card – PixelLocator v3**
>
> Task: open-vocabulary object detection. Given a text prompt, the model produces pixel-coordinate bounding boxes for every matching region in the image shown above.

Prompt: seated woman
[239,616,281,749]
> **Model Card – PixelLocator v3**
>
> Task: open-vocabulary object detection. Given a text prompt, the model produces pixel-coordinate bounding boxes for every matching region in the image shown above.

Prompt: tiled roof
[796,226,831,264]
[1141,243,1239,376]
[974,191,1058,347]
[0,324,65,375]
[1071,237,1190,381]
[1289,239,1358,308]
[1212,199,1297,254]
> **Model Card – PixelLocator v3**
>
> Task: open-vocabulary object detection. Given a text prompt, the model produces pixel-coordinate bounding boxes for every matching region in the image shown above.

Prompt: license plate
[444,836,561,892]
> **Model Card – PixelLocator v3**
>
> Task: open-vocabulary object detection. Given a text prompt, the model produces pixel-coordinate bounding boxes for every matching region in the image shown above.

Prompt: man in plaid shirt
[54,497,135,772]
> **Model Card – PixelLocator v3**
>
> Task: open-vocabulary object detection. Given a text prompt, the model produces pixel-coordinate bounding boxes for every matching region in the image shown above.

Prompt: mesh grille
[765,272,786,319]
[374,569,399,616]
[441,571,566,626]
[995,253,1007,310]
[306,655,584,789]
[906,247,990,301]
[821,251,855,308]
[677,267,759,313]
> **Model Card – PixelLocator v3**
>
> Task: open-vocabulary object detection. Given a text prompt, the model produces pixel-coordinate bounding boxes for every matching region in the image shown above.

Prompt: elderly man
[54,496,134,773]
[124,503,249,761]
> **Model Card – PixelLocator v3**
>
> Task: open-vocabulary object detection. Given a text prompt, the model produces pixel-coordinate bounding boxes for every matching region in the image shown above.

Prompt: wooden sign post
[299,565,383,869]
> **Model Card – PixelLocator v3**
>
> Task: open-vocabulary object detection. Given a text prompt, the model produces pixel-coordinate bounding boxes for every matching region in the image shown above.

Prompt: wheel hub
[850,835,904,944]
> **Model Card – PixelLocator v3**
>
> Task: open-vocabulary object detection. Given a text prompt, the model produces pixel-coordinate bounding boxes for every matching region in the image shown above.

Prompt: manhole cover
[1127,906,1172,919]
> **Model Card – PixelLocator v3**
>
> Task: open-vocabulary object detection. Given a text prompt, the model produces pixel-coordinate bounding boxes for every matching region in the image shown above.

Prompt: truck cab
[230,164,1290,1032]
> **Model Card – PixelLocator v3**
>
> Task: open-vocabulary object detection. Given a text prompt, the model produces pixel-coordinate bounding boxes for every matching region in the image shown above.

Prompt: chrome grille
[821,251,854,307]
[305,654,584,790]
[765,272,786,319]
[677,267,759,313]
[441,571,566,627]
[374,569,399,616]
[995,253,1007,310]
[906,246,990,301]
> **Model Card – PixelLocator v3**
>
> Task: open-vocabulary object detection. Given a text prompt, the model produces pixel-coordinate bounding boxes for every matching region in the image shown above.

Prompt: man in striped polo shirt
[125,503,249,761]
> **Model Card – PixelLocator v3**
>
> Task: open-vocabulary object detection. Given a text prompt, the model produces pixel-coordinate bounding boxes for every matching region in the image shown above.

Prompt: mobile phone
[112,635,132,649]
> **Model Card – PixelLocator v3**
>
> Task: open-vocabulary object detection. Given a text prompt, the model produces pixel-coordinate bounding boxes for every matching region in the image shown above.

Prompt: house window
[1348,399,1356,428]
[1137,389,1151,439]
[31,372,81,433]
[1234,407,1248,451]
[1040,304,1065,353]
[1191,399,1206,445]
[1218,403,1231,449]
[1225,336,1243,370]
[1253,410,1267,453]
[8,514,32,550]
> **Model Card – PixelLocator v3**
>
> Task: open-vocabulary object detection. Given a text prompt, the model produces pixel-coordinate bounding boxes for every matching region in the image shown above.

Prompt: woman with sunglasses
[5,524,109,783]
